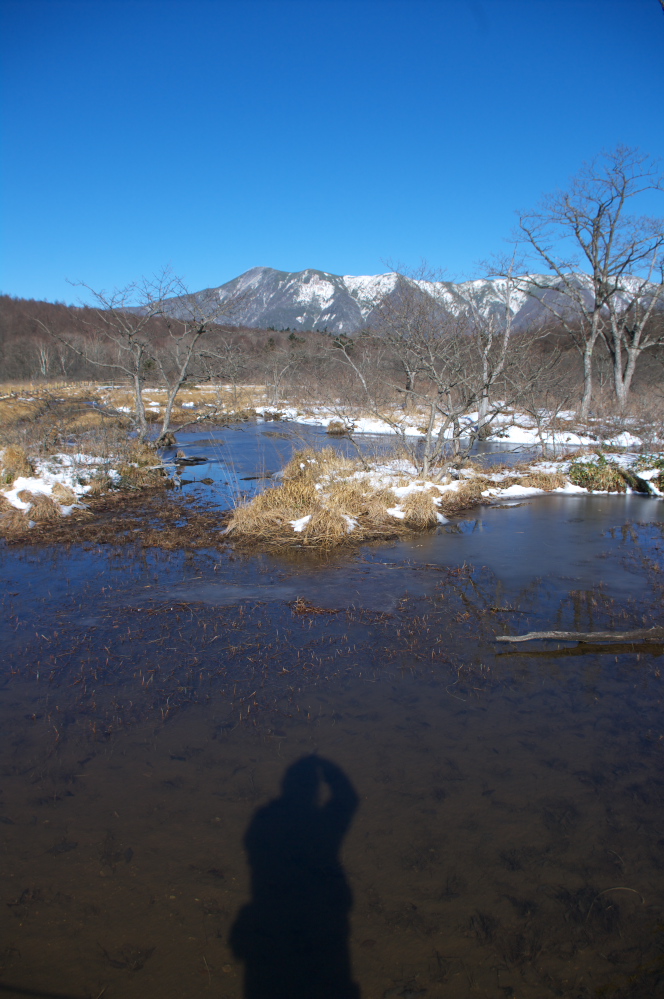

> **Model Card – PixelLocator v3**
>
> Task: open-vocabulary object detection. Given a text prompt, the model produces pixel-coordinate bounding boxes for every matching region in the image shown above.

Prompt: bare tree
[35,341,52,379]
[333,272,540,476]
[147,283,245,442]
[459,257,526,435]
[198,333,247,408]
[38,268,244,442]
[260,335,302,407]
[603,264,664,408]
[515,145,664,417]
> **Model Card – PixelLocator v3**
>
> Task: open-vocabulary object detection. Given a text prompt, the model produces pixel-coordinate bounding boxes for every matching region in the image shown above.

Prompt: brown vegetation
[0,489,229,548]
[0,444,34,483]
[16,489,61,521]
[226,448,448,548]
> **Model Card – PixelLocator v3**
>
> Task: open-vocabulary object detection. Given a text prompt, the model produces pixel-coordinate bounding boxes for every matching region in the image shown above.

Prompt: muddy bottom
[1,500,663,999]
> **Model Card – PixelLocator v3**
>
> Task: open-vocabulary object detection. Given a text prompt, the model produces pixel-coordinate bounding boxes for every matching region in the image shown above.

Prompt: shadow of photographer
[230,754,360,998]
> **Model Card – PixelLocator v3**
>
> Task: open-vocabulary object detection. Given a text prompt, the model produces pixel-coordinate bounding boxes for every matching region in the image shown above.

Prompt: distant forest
[0,294,322,383]
[0,294,662,418]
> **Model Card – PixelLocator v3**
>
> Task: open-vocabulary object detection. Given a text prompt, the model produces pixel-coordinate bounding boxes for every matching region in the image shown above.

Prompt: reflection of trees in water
[230,755,360,999]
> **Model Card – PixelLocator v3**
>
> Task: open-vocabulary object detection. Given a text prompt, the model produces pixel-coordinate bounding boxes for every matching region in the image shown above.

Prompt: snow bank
[253,403,654,449]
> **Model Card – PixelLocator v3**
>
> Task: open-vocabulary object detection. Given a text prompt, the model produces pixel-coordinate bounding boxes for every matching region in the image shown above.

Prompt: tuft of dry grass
[0,493,29,532]
[439,478,490,515]
[16,489,61,521]
[86,474,113,495]
[51,482,78,505]
[251,478,319,513]
[0,444,34,483]
[281,447,356,484]
[402,490,439,529]
[519,471,568,490]
[302,508,351,546]
[226,448,446,548]
[326,420,348,436]
[117,443,165,489]
[58,409,114,431]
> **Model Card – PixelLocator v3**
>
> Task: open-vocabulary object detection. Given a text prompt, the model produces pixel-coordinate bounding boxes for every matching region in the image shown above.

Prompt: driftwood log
[496,627,664,644]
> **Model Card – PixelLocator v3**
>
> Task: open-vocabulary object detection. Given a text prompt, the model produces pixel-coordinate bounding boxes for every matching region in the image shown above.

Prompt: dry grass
[302,508,351,544]
[519,471,568,490]
[281,447,357,484]
[226,448,444,548]
[86,473,114,495]
[0,444,34,483]
[326,420,348,436]
[16,490,61,521]
[65,409,113,430]
[51,482,78,505]
[0,397,45,425]
[402,490,439,528]
[439,478,491,516]
[0,493,29,532]
[117,443,166,489]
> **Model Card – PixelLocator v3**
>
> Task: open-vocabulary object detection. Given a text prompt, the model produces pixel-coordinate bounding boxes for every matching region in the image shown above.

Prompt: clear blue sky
[1,0,663,303]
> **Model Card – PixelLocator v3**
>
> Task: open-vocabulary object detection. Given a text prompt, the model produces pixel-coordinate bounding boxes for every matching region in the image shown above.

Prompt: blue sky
[1,0,663,303]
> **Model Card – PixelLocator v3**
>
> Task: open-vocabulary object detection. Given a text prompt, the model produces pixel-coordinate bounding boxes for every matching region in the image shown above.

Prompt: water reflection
[230,756,360,999]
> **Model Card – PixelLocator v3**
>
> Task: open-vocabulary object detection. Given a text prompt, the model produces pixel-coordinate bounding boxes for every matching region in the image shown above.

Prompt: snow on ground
[255,404,651,448]
[0,450,122,517]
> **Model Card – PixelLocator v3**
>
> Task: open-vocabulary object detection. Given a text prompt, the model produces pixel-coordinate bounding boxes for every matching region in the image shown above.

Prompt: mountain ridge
[165,266,655,334]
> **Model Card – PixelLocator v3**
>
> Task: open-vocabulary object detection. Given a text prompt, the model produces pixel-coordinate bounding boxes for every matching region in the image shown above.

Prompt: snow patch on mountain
[162,265,662,334]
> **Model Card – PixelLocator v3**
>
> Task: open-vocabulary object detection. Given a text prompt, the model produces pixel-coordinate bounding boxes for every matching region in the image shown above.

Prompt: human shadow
[229,754,360,999]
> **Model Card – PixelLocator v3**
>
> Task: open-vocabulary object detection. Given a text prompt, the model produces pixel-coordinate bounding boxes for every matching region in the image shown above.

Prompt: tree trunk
[612,341,639,410]
[132,371,148,441]
[420,403,437,478]
[580,342,594,420]
[159,384,181,441]
[404,370,416,410]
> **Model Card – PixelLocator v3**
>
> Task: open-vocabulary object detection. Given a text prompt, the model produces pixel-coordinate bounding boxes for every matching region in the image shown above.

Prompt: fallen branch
[496,627,664,644]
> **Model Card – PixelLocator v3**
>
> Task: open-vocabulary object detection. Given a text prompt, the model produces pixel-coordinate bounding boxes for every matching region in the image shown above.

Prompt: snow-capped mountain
[167,266,658,333]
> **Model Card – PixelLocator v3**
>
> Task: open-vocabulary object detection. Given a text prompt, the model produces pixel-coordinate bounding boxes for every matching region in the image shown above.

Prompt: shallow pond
[1,424,663,999]
[159,420,547,510]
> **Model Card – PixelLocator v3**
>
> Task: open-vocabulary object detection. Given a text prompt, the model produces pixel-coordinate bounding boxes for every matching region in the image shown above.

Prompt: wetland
[1,422,664,999]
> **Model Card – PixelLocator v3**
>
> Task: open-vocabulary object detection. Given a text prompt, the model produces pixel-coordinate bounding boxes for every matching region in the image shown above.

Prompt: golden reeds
[226,448,449,548]
[326,420,348,436]
[439,478,490,516]
[51,482,78,505]
[0,493,29,532]
[402,490,440,529]
[0,445,34,483]
[302,508,352,546]
[87,474,113,495]
[519,471,568,490]
[16,489,61,521]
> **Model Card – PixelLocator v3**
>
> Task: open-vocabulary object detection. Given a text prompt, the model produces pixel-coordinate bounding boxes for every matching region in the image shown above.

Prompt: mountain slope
[167,266,658,334]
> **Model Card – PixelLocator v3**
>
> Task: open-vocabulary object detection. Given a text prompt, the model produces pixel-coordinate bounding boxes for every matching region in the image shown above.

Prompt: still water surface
[1,424,663,999]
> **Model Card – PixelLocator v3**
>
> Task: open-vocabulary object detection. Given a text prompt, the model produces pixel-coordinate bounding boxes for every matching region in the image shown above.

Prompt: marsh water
[1,423,664,999]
